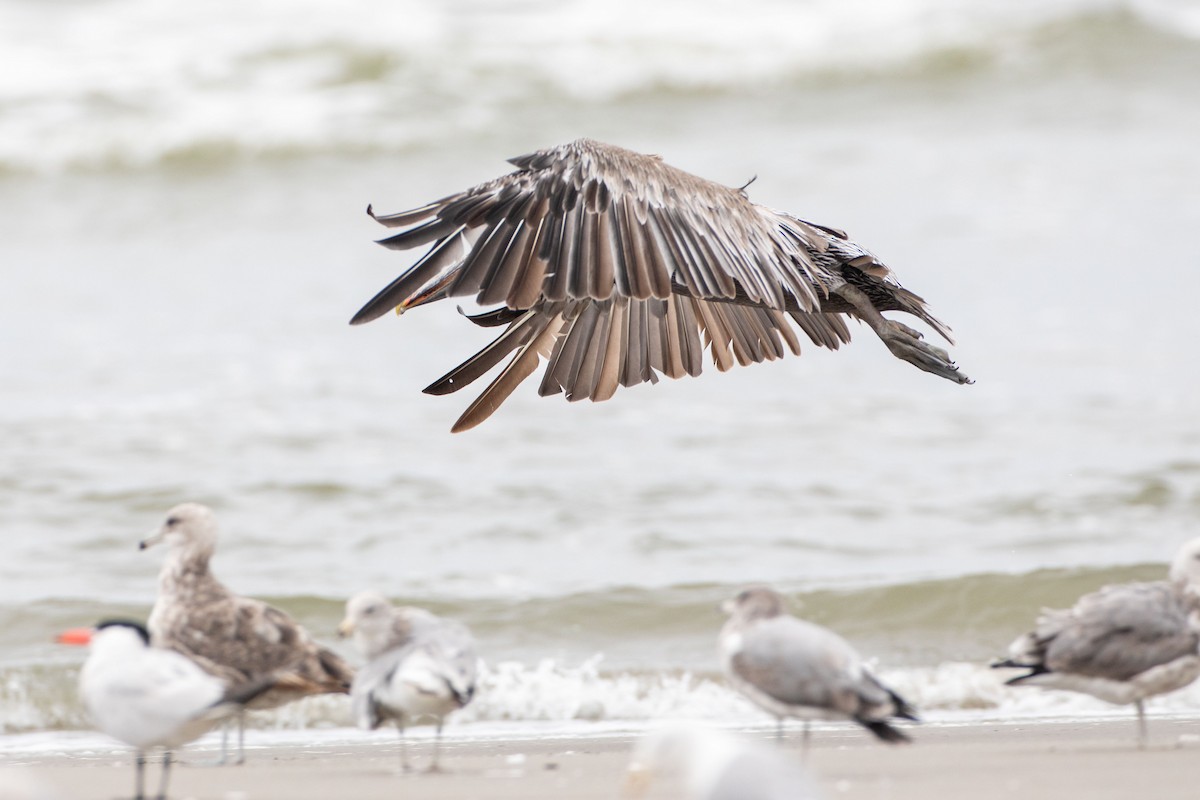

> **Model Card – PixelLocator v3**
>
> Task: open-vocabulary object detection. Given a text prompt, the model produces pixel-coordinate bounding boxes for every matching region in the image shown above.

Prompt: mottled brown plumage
[353,139,971,431]
[140,503,353,761]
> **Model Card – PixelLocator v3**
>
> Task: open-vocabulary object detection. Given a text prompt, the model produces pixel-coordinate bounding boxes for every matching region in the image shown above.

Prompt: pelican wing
[353,139,843,323]
[352,138,961,429]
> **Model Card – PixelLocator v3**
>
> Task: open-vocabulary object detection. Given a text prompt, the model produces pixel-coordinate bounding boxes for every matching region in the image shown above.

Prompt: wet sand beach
[7,719,1200,800]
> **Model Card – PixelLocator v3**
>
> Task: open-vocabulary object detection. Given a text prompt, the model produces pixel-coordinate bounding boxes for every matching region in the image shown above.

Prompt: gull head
[1168,537,1200,591]
[138,503,218,557]
[339,591,395,655]
[722,586,787,623]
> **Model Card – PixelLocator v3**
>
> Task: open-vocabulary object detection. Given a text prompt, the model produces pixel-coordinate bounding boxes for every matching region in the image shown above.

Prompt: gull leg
[831,283,972,384]
[802,720,811,758]
[235,711,246,765]
[432,719,444,772]
[396,718,411,773]
[1136,700,1147,749]
[193,719,234,767]
[134,751,146,800]
[156,750,172,800]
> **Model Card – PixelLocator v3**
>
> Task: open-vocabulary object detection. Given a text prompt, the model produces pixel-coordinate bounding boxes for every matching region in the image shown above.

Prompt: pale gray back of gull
[350,138,972,432]
[338,591,477,771]
[719,587,917,746]
[624,725,821,800]
[993,536,1200,747]
[57,620,270,800]
[140,503,354,763]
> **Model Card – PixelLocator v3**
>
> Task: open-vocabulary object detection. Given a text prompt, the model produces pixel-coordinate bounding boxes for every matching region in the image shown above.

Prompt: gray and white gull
[139,503,354,764]
[719,587,917,746]
[993,537,1200,746]
[338,591,477,771]
[351,138,972,432]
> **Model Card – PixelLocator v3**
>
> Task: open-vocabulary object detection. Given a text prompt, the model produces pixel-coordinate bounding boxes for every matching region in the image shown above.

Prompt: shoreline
[6,717,1200,799]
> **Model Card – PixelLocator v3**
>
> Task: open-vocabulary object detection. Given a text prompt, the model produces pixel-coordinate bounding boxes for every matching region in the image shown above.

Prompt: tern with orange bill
[57,620,269,800]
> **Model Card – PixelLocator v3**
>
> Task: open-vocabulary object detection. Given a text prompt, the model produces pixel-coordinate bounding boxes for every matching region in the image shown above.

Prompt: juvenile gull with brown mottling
[140,503,354,764]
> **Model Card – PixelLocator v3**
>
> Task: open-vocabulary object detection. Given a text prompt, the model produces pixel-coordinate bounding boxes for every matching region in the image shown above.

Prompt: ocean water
[3,0,1200,745]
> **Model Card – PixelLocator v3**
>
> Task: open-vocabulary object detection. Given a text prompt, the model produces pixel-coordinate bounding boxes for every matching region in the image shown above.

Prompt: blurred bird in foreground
[352,138,971,432]
[339,591,478,772]
[623,724,821,800]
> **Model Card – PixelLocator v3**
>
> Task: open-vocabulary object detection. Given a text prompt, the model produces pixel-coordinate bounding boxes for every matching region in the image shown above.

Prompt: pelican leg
[134,751,146,800]
[1135,700,1147,749]
[831,283,971,384]
[156,750,173,800]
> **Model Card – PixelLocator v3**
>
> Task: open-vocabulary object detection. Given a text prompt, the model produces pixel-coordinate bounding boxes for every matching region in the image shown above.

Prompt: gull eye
[166,516,180,527]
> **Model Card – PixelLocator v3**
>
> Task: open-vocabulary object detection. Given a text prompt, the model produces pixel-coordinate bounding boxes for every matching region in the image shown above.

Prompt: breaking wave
[7,654,1200,744]
[1,0,1197,172]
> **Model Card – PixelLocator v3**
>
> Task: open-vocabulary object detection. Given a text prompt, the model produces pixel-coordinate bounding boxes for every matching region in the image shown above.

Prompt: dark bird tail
[222,676,277,708]
[990,658,1049,686]
[887,688,920,723]
[318,647,355,693]
[857,718,912,744]
[195,676,277,726]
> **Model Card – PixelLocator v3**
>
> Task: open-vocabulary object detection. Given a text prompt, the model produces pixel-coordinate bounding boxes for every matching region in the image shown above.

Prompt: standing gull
[993,537,1200,747]
[56,620,270,800]
[338,591,477,772]
[351,138,972,432]
[719,587,917,746]
[624,724,821,800]
[139,503,354,764]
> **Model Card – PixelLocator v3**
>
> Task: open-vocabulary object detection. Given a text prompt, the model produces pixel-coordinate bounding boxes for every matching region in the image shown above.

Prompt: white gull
[338,591,477,771]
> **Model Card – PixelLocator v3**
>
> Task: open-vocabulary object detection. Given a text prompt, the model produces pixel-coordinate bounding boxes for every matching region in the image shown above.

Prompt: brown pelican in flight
[352,139,972,432]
